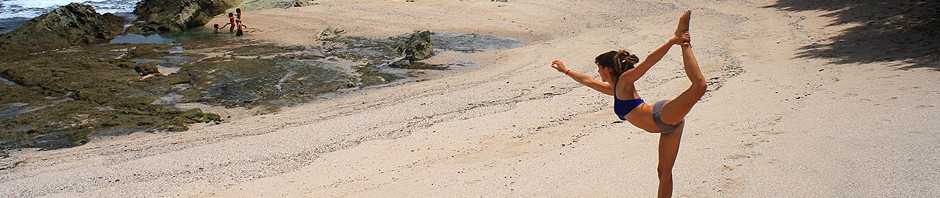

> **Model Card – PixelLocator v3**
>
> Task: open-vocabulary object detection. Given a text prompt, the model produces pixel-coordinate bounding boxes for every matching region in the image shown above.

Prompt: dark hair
[228,13,234,17]
[236,8,242,13]
[595,50,639,85]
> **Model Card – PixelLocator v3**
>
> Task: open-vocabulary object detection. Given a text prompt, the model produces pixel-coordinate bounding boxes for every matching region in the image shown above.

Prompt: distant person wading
[550,11,702,198]
[215,8,248,36]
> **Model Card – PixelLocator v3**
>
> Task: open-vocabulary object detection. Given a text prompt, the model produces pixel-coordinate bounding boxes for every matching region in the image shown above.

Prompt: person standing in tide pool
[235,19,247,36]
[221,12,236,33]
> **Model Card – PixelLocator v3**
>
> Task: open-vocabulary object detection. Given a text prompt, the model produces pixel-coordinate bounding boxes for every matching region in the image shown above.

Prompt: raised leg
[675,10,691,37]
[657,123,684,198]
[660,44,707,125]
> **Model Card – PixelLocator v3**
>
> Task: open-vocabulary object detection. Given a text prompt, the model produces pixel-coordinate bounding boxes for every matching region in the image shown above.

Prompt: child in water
[235,19,248,36]
[213,24,221,33]
[223,13,236,33]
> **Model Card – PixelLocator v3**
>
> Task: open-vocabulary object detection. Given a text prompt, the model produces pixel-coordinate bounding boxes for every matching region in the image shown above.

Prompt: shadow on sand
[766,0,939,70]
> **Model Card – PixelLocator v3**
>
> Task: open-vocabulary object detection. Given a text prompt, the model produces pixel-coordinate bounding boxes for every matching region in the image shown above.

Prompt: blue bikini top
[613,84,644,120]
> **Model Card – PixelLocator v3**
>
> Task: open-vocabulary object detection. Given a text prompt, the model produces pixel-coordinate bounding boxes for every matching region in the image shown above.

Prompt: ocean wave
[0,0,140,19]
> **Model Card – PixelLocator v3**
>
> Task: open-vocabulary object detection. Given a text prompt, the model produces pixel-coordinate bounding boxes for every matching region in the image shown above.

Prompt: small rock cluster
[284,0,318,8]
[396,30,434,63]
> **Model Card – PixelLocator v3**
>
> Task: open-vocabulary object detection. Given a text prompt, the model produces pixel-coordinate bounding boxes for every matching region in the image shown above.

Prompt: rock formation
[396,30,435,62]
[128,0,241,34]
[0,3,125,55]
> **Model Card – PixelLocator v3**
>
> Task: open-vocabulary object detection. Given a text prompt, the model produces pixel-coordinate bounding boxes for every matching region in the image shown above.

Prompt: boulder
[0,3,125,54]
[129,0,241,34]
[396,30,434,61]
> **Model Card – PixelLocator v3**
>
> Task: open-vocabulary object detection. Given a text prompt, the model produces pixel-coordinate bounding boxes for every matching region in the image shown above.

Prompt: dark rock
[287,0,317,7]
[390,30,437,69]
[240,0,317,10]
[178,109,222,124]
[134,64,161,76]
[0,3,125,55]
[0,45,222,150]
[396,30,434,61]
[129,0,241,34]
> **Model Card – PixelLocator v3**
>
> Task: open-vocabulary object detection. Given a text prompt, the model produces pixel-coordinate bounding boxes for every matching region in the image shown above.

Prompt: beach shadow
[765,0,940,70]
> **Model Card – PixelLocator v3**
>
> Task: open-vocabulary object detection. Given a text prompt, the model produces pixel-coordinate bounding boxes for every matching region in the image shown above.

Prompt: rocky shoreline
[0,2,520,151]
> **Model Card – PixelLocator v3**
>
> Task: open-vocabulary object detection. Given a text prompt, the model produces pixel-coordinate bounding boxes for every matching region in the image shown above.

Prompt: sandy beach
[2,0,939,197]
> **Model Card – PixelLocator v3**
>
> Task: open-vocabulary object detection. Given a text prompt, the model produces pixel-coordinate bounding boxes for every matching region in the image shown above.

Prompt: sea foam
[0,0,139,19]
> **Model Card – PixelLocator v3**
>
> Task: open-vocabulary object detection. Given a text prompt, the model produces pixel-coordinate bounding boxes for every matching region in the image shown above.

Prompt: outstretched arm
[619,37,685,83]
[551,60,613,96]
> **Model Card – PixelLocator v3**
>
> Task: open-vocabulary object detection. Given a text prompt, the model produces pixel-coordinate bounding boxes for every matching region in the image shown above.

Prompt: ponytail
[596,49,639,86]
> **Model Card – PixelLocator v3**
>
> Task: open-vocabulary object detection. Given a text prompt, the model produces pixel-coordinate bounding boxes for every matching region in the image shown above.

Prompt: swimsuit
[652,100,683,134]
[614,97,644,121]
[613,84,683,134]
[612,83,644,120]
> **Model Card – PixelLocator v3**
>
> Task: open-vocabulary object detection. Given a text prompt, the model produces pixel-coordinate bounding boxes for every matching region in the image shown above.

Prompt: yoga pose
[550,11,702,198]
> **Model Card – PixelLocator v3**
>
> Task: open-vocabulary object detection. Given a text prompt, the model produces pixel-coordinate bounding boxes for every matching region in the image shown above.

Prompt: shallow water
[110,34,172,44]
[0,76,16,86]
[0,17,27,34]
[430,32,522,52]
[0,103,28,118]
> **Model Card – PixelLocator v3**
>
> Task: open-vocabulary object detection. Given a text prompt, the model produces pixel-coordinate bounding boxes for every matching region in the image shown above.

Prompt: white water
[0,0,139,19]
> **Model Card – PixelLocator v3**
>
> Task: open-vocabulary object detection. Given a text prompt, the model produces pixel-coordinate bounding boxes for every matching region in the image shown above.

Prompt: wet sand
[1,0,938,197]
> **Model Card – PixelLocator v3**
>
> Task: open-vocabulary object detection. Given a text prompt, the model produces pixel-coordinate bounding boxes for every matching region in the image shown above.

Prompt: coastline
[0,21,522,150]
[1,0,938,197]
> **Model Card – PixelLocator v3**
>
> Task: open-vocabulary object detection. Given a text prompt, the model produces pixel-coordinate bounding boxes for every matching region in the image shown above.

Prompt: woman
[549,11,703,198]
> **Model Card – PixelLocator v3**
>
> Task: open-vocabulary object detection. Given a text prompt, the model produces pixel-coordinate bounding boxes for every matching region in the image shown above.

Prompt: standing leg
[657,123,684,198]
[660,42,707,125]
[657,11,694,198]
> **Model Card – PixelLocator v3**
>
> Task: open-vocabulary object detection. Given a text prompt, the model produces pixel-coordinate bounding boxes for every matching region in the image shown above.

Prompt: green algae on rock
[0,3,125,59]
[0,44,220,150]
[0,28,522,151]
[188,58,354,107]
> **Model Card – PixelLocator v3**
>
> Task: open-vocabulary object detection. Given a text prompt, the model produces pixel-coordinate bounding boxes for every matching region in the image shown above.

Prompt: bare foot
[675,10,691,37]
